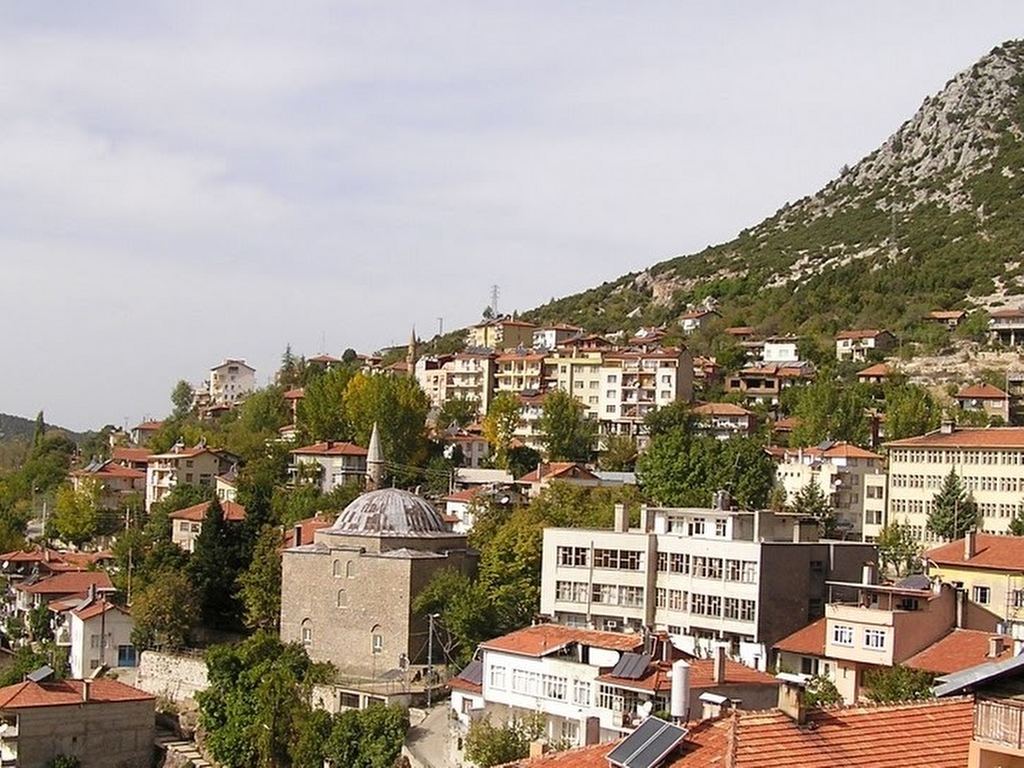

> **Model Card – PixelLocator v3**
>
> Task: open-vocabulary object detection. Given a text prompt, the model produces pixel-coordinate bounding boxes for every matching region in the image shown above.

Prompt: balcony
[975,698,1024,750]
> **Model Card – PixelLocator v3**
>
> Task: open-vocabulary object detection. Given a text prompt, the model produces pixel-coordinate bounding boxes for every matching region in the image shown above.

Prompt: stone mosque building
[279,484,478,679]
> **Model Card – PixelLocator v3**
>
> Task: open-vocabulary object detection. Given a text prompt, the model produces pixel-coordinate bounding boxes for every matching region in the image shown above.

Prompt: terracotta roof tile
[904,629,1014,674]
[956,383,1009,400]
[516,463,600,483]
[856,363,890,377]
[110,447,151,463]
[886,427,1024,449]
[283,387,306,399]
[692,402,753,417]
[282,514,335,548]
[773,617,827,657]
[0,679,154,709]
[925,533,1024,570]
[168,500,247,523]
[290,441,368,457]
[132,420,163,431]
[15,571,113,596]
[71,462,145,480]
[598,659,778,694]
[481,625,643,657]
[72,599,129,622]
[835,329,887,340]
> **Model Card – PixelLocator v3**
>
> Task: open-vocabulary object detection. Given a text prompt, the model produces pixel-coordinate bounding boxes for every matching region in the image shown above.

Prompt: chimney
[989,636,1006,658]
[775,673,808,725]
[293,524,303,547]
[862,561,876,586]
[528,740,549,758]
[964,530,977,560]
[712,646,726,684]
[582,715,601,745]
[640,504,651,532]
[940,419,955,435]
[82,679,91,702]
[614,503,628,533]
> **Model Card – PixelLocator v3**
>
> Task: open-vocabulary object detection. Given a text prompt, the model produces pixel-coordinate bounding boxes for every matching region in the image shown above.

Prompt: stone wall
[135,650,209,703]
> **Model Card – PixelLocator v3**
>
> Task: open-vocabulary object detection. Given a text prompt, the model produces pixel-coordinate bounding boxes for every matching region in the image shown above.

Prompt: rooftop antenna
[490,284,500,318]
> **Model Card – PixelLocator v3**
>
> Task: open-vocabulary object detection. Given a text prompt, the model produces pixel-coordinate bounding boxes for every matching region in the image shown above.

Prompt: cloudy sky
[1,2,1022,431]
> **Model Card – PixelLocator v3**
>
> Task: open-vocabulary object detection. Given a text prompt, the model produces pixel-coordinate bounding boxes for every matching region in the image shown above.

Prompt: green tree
[32,410,45,447]
[343,372,430,471]
[644,401,695,438]
[805,674,843,708]
[464,713,545,768]
[131,570,198,650]
[789,481,838,537]
[507,445,542,480]
[1010,508,1024,536]
[928,469,980,540]
[188,498,244,629]
[877,521,921,577]
[637,433,775,509]
[863,665,934,703]
[170,380,195,418]
[883,383,941,440]
[482,392,522,470]
[413,568,496,667]
[52,480,100,547]
[436,397,479,430]
[790,379,869,446]
[27,602,53,641]
[599,434,638,471]
[537,389,595,462]
[322,705,408,768]
[297,364,357,441]
[237,525,283,632]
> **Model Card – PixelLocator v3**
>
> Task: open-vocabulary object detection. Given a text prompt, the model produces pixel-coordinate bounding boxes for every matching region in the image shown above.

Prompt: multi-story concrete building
[466,317,537,350]
[168,499,247,552]
[279,488,477,679]
[443,352,497,417]
[533,323,583,350]
[989,307,1024,346]
[770,442,887,541]
[539,500,875,670]
[726,362,814,406]
[208,358,256,405]
[144,442,239,511]
[70,460,146,511]
[67,599,137,677]
[885,425,1024,544]
[691,402,757,440]
[834,330,896,363]
[495,350,545,394]
[954,383,1010,424]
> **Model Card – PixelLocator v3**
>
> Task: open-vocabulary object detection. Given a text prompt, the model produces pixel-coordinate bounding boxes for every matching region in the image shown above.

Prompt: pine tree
[928,469,980,540]
[187,497,244,629]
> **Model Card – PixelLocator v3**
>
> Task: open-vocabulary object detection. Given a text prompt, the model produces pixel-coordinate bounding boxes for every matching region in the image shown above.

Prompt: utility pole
[426,613,439,707]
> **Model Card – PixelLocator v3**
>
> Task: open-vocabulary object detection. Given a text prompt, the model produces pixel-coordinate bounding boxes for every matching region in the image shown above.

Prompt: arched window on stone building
[332,559,342,577]
[337,589,347,608]
[301,619,312,648]
[346,560,355,578]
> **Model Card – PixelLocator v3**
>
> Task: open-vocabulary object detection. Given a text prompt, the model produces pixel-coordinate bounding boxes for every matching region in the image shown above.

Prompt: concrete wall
[16,699,154,768]
[135,651,209,703]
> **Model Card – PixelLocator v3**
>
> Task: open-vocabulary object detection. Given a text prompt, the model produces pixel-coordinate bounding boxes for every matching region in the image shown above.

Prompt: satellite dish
[638,701,653,719]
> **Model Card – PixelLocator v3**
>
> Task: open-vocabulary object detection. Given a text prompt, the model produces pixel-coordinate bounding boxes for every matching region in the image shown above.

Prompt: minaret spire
[407,326,418,376]
[366,421,384,490]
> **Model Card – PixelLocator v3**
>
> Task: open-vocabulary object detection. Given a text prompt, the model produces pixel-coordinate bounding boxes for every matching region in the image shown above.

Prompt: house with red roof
[515,463,603,498]
[168,499,247,552]
[690,401,757,440]
[725,362,814,407]
[109,446,151,473]
[145,441,240,511]
[12,571,114,617]
[834,329,896,362]
[502,691,974,768]
[129,419,163,446]
[289,441,368,494]
[955,382,1011,424]
[990,307,1024,345]
[770,441,887,540]
[0,677,154,768]
[70,459,146,511]
[678,308,720,334]
[67,597,136,677]
[855,361,891,385]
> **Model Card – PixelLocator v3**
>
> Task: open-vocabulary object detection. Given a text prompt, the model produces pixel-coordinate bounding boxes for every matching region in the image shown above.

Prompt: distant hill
[0,412,87,445]
[521,40,1024,341]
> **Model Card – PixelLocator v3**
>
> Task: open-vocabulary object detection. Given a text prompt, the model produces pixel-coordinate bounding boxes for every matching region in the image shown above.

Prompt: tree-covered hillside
[523,41,1024,340]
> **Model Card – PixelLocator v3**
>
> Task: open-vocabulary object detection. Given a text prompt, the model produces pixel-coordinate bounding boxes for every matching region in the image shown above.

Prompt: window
[606,405,617,413]
[346,561,355,579]
[333,560,342,577]
[864,629,886,650]
[572,679,590,706]
[372,634,383,654]
[178,521,190,532]
[715,519,727,537]
[558,546,589,567]
[489,665,506,690]
[337,589,347,608]
[832,624,854,646]
[974,585,991,605]
[301,622,312,648]
[607,374,618,383]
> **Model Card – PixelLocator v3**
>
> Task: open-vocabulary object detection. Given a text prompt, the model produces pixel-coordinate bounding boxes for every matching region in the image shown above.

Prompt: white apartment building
[539,501,875,670]
[443,352,497,417]
[209,359,256,405]
[68,600,136,677]
[886,425,1024,545]
[762,336,800,363]
[144,442,239,511]
[771,442,888,541]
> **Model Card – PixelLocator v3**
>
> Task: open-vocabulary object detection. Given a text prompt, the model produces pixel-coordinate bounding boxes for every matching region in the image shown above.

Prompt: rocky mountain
[522,41,1024,342]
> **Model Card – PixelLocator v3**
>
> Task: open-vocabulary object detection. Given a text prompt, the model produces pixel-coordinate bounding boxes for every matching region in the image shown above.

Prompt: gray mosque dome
[327,487,447,537]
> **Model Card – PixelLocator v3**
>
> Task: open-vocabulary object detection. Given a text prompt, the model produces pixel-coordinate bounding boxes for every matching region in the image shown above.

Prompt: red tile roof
[110,447,151,463]
[480,625,643,657]
[72,599,129,622]
[835,329,888,340]
[516,463,600,483]
[925,533,1024,570]
[773,617,827,657]
[0,679,154,709]
[692,402,753,417]
[904,630,1014,674]
[291,441,368,457]
[856,363,890,377]
[598,658,777,694]
[283,387,306,399]
[779,442,882,461]
[444,488,482,503]
[991,308,1024,319]
[956,383,1009,400]
[71,462,145,480]
[887,426,1024,449]
[15,571,113,596]
[281,514,335,548]
[168,500,247,523]
[508,698,974,767]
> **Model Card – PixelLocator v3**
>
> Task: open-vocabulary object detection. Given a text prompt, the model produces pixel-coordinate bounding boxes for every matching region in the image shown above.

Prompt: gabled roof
[507,697,974,767]
[516,463,600,484]
[71,461,145,480]
[934,649,1024,697]
[132,420,163,431]
[290,441,368,457]
[283,387,305,400]
[925,533,1024,571]
[110,447,151,464]
[955,383,1009,400]
[168,500,247,523]
[886,426,1024,449]
[0,679,154,709]
[14,571,113,596]
[308,354,342,364]
[905,629,1014,675]
[990,308,1024,319]
[691,402,754,417]
[773,617,827,657]
[835,328,890,340]
[597,658,777,694]
[777,441,882,462]
[281,513,335,549]
[480,624,643,657]
[72,599,129,622]
[856,362,890,378]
